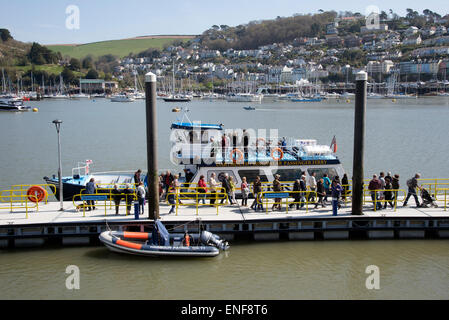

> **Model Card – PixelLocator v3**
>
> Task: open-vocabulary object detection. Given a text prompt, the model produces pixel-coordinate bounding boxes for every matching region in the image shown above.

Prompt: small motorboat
[243,106,256,110]
[99,220,230,257]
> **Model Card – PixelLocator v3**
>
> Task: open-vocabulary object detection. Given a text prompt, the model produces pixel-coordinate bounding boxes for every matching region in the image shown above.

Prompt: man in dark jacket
[404,173,421,207]
[220,173,231,204]
[85,178,96,211]
[111,184,122,215]
[368,174,382,210]
[250,176,263,211]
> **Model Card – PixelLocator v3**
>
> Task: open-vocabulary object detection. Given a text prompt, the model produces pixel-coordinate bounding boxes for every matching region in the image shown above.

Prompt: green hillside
[46,36,195,59]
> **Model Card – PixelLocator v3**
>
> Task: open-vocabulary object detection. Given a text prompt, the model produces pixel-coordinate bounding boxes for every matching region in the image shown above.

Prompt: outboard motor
[200,231,229,251]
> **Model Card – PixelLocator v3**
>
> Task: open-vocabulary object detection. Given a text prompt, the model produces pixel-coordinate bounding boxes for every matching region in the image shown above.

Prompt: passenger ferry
[44,110,344,200]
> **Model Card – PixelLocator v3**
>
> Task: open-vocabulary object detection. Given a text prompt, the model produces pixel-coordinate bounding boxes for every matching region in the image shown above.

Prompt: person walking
[86,178,96,211]
[136,182,146,215]
[250,176,263,211]
[331,180,343,216]
[208,172,220,205]
[368,174,383,210]
[290,179,301,210]
[163,170,174,196]
[299,175,307,208]
[392,174,400,206]
[134,169,142,185]
[403,173,422,207]
[272,174,283,211]
[315,178,326,208]
[341,173,349,202]
[111,184,122,215]
[241,177,249,206]
[323,173,331,203]
[383,176,394,209]
[197,175,208,205]
[167,181,176,214]
[228,176,237,205]
[307,172,317,203]
[123,184,134,215]
[220,173,231,204]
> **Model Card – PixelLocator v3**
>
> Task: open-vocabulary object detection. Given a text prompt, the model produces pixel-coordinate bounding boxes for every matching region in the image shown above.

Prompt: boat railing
[0,192,39,217]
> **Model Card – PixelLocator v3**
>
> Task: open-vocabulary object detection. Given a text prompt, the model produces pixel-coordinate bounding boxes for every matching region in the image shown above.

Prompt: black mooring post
[145,72,159,220]
[352,71,367,215]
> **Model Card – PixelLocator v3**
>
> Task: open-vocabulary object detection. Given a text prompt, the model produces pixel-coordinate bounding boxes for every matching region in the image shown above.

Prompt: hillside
[46,36,195,59]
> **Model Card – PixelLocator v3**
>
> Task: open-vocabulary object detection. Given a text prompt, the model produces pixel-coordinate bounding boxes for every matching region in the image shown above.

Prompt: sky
[1,0,448,44]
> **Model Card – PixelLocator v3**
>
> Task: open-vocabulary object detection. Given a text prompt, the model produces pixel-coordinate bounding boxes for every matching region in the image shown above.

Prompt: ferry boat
[0,97,32,111]
[44,110,345,200]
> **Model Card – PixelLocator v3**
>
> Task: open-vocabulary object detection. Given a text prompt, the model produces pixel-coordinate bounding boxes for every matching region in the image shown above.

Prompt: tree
[61,67,75,85]
[69,58,81,71]
[0,29,12,42]
[82,56,93,69]
[85,68,99,79]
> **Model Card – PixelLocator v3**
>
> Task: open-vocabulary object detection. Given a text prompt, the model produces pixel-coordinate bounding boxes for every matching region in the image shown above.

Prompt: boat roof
[171,122,223,130]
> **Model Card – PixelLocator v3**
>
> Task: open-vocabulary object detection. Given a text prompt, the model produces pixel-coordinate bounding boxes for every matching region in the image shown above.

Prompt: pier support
[145,73,160,220]
[352,71,367,215]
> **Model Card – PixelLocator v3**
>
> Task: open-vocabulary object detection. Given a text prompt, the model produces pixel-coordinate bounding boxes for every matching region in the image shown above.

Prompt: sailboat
[164,63,191,102]
[72,78,90,99]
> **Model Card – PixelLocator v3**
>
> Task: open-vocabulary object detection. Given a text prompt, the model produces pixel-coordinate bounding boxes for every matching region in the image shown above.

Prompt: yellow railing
[7,184,56,204]
[72,192,137,217]
[435,188,449,210]
[166,190,228,216]
[419,179,449,196]
[363,189,407,211]
[0,192,38,218]
[258,190,318,214]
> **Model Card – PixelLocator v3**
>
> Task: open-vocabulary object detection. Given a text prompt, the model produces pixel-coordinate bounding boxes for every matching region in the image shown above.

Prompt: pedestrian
[299,175,307,208]
[184,168,194,183]
[241,177,249,206]
[272,174,283,211]
[208,172,220,205]
[111,184,122,215]
[379,171,386,203]
[86,178,96,211]
[307,172,317,203]
[315,178,326,208]
[250,176,263,211]
[136,182,146,215]
[228,176,237,205]
[331,180,343,216]
[323,173,331,203]
[368,174,382,210]
[243,129,249,160]
[383,176,394,209]
[392,174,400,205]
[197,175,207,205]
[173,174,182,204]
[341,173,349,202]
[163,170,174,195]
[220,173,231,204]
[158,174,165,201]
[289,179,301,210]
[134,169,142,185]
[167,181,176,214]
[403,173,422,207]
[123,184,134,215]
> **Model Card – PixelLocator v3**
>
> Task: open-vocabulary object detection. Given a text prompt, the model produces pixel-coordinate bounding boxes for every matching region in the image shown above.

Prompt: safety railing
[419,179,449,197]
[257,190,318,214]
[72,192,137,217]
[435,188,449,211]
[0,192,38,218]
[9,184,56,204]
[166,189,228,216]
[363,189,407,212]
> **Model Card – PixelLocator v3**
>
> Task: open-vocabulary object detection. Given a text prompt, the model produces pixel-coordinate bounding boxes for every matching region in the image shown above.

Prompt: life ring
[27,186,47,203]
[229,148,244,162]
[256,137,266,146]
[271,148,284,161]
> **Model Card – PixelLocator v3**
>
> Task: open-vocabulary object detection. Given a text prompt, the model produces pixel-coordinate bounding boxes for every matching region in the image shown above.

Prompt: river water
[1,97,449,299]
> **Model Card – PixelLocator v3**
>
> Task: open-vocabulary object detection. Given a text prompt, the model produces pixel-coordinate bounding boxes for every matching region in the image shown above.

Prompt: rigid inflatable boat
[99,220,229,257]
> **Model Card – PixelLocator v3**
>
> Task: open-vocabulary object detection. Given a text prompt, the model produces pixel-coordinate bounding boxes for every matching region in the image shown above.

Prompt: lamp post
[52,119,64,211]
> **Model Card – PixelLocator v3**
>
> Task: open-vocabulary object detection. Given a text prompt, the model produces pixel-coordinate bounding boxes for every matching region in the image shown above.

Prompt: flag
[85,160,92,174]
[330,136,337,153]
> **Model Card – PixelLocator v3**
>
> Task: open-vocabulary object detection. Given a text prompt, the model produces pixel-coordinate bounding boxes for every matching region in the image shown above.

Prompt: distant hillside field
[46,36,195,59]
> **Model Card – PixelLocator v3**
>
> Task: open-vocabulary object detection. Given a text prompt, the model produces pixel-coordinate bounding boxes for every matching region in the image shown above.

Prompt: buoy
[32,108,38,112]
[229,148,244,162]
[27,186,47,203]
[271,147,284,161]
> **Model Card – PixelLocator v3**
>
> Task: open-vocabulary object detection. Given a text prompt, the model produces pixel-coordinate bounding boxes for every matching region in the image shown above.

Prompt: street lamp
[52,119,64,211]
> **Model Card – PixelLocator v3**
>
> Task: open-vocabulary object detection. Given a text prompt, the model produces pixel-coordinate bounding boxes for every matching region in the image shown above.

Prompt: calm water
[1,97,449,299]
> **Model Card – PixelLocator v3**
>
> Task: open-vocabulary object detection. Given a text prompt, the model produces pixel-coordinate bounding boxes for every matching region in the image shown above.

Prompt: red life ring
[27,186,47,203]
[271,148,284,161]
[256,137,266,146]
[229,148,244,162]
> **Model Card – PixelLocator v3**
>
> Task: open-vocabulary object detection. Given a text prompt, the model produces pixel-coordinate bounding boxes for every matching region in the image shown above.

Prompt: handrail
[166,190,228,216]
[258,190,318,214]
[9,184,56,204]
[435,188,449,210]
[73,192,137,216]
[364,189,407,211]
[0,193,39,218]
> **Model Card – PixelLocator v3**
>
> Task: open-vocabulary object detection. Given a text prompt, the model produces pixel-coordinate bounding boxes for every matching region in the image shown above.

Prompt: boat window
[207,170,238,183]
[307,168,338,181]
[271,168,303,182]
[237,170,269,183]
